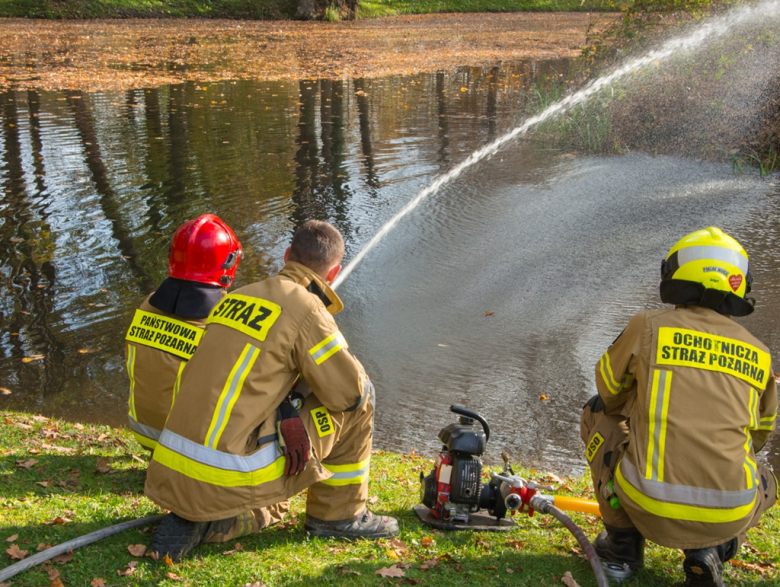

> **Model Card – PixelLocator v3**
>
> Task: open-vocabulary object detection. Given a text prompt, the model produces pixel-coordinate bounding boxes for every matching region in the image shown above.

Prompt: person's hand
[277,399,310,475]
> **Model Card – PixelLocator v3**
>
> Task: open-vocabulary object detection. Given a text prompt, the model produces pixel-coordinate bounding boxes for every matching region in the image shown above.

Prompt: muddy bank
[0,13,616,92]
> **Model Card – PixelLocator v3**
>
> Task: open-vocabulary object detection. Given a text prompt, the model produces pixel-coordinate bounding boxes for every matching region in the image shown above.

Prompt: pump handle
[449,405,490,443]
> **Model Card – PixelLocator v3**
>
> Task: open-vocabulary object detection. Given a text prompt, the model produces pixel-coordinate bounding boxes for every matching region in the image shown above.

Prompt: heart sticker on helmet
[729,274,743,291]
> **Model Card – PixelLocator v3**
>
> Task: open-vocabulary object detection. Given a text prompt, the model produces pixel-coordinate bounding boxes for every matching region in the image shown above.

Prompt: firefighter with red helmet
[125,214,242,451]
[582,227,778,587]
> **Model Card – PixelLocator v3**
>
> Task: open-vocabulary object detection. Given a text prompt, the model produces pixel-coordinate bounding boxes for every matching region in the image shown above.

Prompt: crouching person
[126,214,242,451]
[582,227,778,587]
[146,220,398,560]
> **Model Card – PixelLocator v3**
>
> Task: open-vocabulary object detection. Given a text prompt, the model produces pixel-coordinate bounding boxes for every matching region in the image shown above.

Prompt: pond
[1,57,779,475]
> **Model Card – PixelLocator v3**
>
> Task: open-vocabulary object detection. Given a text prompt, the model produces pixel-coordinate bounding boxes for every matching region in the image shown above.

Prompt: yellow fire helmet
[660,227,754,317]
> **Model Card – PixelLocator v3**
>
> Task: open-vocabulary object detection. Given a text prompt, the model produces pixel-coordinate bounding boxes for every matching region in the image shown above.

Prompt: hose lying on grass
[0,514,165,583]
[529,495,610,587]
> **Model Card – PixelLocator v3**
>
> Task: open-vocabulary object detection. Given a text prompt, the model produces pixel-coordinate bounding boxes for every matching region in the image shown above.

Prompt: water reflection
[2,59,779,475]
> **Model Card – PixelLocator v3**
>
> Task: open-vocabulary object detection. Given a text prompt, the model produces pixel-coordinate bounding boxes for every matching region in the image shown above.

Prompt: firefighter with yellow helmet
[582,227,778,587]
[146,219,398,561]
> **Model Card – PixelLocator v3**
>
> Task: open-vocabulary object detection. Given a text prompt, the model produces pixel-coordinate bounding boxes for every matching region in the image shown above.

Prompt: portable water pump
[416,405,516,529]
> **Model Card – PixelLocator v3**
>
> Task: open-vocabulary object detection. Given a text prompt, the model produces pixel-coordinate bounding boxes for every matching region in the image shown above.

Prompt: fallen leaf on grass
[49,579,64,587]
[475,539,490,549]
[32,415,49,422]
[41,444,75,454]
[90,579,107,587]
[165,572,182,580]
[222,542,244,556]
[507,539,525,549]
[127,544,147,557]
[337,565,361,576]
[52,550,73,563]
[44,567,60,581]
[561,571,581,587]
[276,518,298,530]
[37,542,52,551]
[420,558,439,570]
[6,544,28,560]
[729,559,772,575]
[368,495,379,505]
[5,535,18,542]
[117,561,138,576]
[240,583,266,587]
[36,481,51,488]
[95,457,113,474]
[164,554,174,566]
[45,517,73,525]
[375,565,405,578]
[14,423,32,430]
[388,538,407,550]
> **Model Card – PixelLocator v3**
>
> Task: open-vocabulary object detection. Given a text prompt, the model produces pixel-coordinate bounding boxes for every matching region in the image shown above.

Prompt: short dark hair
[288,220,344,275]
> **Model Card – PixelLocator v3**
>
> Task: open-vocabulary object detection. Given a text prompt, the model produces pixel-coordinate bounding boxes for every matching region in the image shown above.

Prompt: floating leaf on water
[540,394,549,401]
[484,311,494,316]
[10,237,23,243]
[22,354,45,363]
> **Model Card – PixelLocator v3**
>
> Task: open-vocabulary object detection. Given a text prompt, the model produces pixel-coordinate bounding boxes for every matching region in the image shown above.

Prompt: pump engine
[418,405,508,525]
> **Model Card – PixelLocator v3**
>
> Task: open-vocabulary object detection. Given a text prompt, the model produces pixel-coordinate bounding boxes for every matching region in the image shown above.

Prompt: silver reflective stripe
[159,429,281,472]
[127,416,161,441]
[678,245,749,275]
[621,458,755,508]
[311,333,346,363]
[650,370,670,482]
[328,464,370,481]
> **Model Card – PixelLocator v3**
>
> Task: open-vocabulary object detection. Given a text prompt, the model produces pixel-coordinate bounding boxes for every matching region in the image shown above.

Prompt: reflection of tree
[66,90,155,293]
[0,91,65,397]
[436,72,450,168]
[487,66,500,137]
[354,77,378,193]
[289,79,353,240]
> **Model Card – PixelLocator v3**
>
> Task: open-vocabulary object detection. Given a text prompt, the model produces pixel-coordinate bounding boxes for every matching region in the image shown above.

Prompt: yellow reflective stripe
[646,370,660,479]
[321,458,371,486]
[132,431,158,450]
[743,388,759,489]
[309,331,347,365]
[599,352,621,395]
[656,327,771,388]
[127,345,137,420]
[616,463,757,523]
[322,458,371,473]
[171,361,186,411]
[205,344,260,449]
[153,443,286,487]
[656,371,672,483]
[126,309,204,360]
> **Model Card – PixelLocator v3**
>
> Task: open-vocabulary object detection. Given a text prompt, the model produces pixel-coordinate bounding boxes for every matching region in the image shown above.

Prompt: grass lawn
[1,411,779,586]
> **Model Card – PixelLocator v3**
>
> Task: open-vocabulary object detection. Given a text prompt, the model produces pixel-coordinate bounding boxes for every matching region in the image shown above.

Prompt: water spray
[332,0,780,290]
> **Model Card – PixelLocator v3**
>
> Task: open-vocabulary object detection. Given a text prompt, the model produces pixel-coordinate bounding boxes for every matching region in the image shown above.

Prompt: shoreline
[0,13,617,92]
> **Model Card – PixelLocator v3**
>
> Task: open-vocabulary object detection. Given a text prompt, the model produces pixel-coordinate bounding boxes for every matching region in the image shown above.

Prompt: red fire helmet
[168,214,242,287]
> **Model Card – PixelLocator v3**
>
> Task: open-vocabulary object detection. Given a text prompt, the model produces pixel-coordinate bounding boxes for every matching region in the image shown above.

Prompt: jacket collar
[279,261,344,315]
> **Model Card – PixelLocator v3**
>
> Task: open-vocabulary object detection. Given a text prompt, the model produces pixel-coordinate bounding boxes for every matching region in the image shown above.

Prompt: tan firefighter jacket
[595,305,777,548]
[144,262,373,521]
[125,296,207,450]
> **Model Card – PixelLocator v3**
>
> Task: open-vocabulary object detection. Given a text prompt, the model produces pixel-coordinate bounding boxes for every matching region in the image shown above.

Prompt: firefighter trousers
[203,391,374,543]
[581,394,777,545]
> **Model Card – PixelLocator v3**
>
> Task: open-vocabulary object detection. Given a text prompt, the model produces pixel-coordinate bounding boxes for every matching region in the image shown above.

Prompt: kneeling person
[126,214,242,450]
[146,220,397,560]
[582,227,778,587]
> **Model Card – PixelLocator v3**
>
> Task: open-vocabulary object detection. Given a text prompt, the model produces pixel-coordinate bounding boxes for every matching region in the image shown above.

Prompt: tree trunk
[294,0,317,20]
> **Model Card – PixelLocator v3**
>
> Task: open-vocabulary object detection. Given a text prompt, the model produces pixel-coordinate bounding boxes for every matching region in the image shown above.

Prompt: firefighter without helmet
[168,214,242,287]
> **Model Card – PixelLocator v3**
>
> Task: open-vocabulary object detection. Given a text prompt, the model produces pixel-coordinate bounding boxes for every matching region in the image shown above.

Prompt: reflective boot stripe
[646,369,672,482]
[126,344,137,420]
[320,458,370,486]
[205,344,260,450]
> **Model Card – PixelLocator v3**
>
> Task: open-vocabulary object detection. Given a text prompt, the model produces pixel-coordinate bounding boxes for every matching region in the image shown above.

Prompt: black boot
[152,513,235,562]
[683,538,738,587]
[594,524,645,570]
